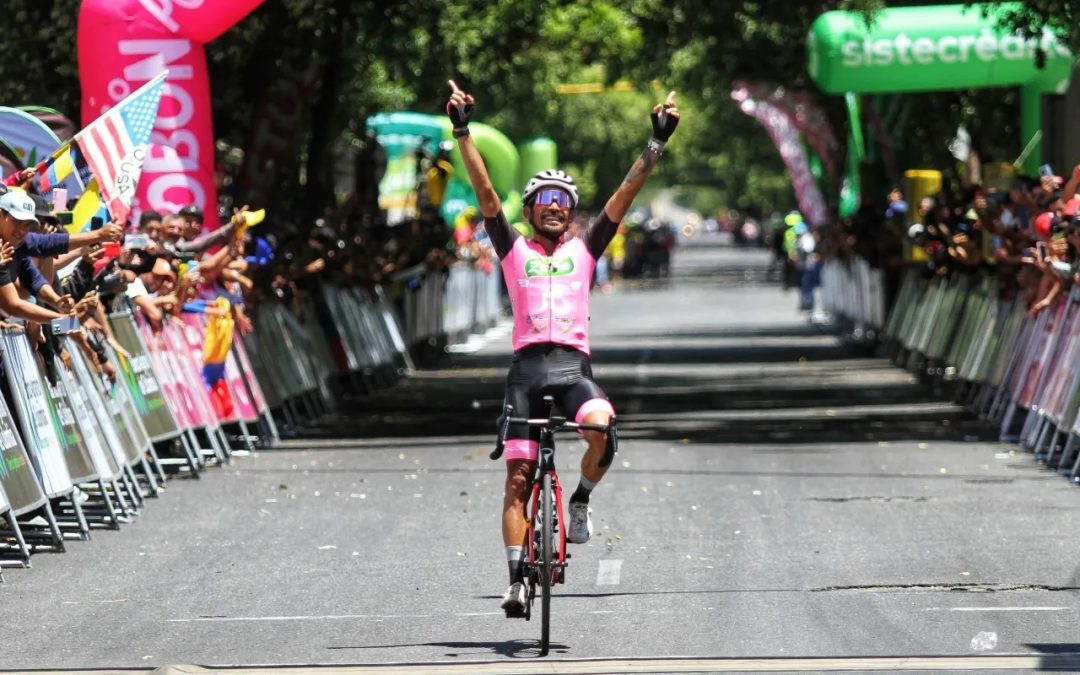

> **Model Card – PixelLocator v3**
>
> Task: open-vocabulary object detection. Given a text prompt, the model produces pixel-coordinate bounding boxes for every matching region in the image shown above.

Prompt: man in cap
[0,189,80,322]
[19,193,123,261]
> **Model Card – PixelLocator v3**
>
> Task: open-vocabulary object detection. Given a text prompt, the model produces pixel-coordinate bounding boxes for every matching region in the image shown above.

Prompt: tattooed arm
[602,91,680,224]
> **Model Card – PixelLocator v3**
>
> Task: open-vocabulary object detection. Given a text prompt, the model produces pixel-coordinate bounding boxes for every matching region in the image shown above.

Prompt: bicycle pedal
[565,552,571,559]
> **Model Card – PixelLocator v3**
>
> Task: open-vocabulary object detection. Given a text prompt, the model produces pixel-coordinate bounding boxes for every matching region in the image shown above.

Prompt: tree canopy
[0,0,1075,226]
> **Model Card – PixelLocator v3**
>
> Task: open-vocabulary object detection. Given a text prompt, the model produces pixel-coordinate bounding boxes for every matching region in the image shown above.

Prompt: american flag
[76,72,166,223]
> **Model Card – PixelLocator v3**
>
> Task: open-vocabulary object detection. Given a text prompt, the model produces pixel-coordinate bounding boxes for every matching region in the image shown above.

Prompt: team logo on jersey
[525,257,575,278]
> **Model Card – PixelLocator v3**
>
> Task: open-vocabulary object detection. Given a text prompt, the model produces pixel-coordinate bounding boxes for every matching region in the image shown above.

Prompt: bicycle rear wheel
[539,472,553,656]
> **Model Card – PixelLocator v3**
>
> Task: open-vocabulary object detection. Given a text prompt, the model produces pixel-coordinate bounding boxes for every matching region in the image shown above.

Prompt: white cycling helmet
[522,169,579,208]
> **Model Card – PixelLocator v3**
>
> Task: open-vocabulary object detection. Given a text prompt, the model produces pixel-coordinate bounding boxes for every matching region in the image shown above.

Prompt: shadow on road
[327,639,569,658]
[300,335,991,447]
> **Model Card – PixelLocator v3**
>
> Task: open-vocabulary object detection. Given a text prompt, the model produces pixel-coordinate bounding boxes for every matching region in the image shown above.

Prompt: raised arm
[1064,164,1080,202]
[602,91,680,224]
[447,80,501,218]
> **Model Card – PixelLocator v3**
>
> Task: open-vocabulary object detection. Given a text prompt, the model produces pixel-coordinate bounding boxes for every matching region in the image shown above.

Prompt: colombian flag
[34,144,82,194]
[203,298,236,420]
[68,178,109,234]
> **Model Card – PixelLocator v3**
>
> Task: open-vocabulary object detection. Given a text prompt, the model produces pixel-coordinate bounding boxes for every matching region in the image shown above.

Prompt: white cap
[0,189,39,224]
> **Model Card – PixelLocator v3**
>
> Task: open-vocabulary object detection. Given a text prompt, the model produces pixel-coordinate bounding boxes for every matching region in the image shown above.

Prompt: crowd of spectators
[789,162,1080,320]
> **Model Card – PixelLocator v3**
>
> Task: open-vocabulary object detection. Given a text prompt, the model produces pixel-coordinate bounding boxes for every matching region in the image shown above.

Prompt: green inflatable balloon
[518,137,558,188]
[808,3,1075,95]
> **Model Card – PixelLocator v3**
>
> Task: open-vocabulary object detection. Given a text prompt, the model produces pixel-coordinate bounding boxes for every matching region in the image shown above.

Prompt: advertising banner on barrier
[63,335,135,469]
[136,317,195,431]
[57,357,120,482]
[224,351,258,423]
[0,391,47,516]
[0,329,73,499]
[161,321,217,430]
[109,313,179,440]
[232,336,269,415]
[41,364,97,485]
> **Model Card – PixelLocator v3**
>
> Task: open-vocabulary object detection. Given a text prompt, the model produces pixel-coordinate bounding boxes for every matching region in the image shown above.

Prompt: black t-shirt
[0,263,13,287]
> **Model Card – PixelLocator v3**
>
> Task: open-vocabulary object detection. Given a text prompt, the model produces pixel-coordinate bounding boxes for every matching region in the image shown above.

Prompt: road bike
[490,395,616,656]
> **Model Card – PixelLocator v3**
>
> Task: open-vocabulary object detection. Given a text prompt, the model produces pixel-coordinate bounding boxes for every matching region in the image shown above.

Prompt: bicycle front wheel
[539,472,553,656]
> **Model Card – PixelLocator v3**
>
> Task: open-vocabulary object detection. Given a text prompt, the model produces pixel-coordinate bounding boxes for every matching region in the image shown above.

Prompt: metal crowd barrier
[821,258,887,335]
[883,266,1080,482]
[396,262,502,347]
[0,267,501,579]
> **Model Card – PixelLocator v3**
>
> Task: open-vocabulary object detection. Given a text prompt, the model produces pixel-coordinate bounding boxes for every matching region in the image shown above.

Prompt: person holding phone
[447,79,680,614]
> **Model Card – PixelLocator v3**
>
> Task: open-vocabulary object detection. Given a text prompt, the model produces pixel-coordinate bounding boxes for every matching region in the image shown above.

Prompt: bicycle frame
[526,435,567,586]
[489,397,615,653]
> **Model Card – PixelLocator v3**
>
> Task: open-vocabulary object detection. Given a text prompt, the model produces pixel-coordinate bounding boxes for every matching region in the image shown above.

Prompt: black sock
[570,476,596,504]
[506,545,524,584]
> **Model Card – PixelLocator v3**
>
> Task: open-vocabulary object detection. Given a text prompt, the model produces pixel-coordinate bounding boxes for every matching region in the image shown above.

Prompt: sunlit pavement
[3,236,1080,672]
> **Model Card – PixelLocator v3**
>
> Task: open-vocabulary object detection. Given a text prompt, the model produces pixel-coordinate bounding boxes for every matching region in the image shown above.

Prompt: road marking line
[454,611,504,616]
[35,655,1080,673]
[926,607,1071,612]
[596,559,623,586]
[166,614,433,623]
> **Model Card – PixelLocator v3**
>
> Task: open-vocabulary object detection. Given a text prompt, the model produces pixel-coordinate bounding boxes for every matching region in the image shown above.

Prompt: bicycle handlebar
[489,409,615,461]
[504,416,611,434]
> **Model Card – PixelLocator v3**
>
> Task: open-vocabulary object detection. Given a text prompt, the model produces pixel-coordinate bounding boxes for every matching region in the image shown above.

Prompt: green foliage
[0,0,1073,226]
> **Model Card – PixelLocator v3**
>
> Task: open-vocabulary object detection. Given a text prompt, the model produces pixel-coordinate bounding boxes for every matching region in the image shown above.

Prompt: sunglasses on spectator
[534,189,572,208]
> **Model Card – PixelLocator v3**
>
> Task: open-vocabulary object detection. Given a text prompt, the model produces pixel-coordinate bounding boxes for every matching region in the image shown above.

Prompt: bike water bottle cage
[533,189,573,209]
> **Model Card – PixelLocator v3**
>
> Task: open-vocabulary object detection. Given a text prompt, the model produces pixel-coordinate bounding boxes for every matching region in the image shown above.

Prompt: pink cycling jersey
[484,210,617,356]
[501,235,596,354]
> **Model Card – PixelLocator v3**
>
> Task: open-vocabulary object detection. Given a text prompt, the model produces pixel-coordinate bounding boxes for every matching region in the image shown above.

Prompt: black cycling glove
[446,100,474,137]
[651,105,679,142]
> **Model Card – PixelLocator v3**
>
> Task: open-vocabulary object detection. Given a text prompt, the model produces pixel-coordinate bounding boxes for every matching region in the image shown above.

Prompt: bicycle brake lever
[598,417,618,468]
[491,406,513,461]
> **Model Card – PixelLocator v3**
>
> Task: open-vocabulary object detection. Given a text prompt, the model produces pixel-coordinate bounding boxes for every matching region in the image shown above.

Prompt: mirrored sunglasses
[534,189,572,208]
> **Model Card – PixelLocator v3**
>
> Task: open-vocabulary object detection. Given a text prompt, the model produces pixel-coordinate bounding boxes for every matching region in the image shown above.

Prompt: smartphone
[1040,164,1055,178]
[51,188,68,212]
[57,212,73,226]
[102,242,122,257]
[50,315,80,335]
[1036,241,1048,261]
[124,233,150,250]
[90,216,104,231]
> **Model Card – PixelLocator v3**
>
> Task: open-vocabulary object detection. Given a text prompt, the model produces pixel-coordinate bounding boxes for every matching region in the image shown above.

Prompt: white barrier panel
[0,387,48,516]
[0,327,73,500]
[109,312,183,442]
[57,353,122,482]
[41,360,97,485]
[63,335,137,472]
[821,259,886,329]
[882,265,1080,477]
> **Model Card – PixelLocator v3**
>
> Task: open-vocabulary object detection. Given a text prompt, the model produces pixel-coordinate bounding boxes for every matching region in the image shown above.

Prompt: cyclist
[446,80,679,614]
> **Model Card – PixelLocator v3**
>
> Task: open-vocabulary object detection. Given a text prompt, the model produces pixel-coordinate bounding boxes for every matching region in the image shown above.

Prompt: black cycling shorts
[501,344,614,462]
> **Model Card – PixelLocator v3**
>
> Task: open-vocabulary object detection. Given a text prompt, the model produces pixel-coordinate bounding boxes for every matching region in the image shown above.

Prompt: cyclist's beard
[533,213,569,245]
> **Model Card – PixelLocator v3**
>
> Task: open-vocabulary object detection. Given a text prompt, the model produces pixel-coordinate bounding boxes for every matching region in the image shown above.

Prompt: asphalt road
[3,238,1080,673]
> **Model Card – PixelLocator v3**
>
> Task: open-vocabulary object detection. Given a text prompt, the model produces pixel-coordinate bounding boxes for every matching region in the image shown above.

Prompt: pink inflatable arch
[78,0,264,230]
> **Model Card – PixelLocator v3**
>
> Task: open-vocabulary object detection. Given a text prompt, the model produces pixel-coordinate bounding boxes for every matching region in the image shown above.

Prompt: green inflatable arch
[808,2,1076,173]
[367,112,528,226]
